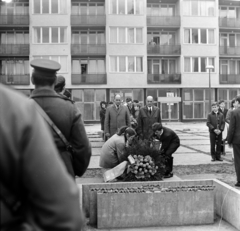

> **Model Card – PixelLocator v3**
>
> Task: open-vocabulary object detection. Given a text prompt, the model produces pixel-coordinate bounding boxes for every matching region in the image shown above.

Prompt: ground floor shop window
[72,89,106,121]
[183,89,214,119]
[110,89,143,104]
[218,89,240,109]
[146,89,180,120]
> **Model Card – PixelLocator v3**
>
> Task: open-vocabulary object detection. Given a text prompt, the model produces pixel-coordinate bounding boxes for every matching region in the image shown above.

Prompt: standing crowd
[99,94,180,179]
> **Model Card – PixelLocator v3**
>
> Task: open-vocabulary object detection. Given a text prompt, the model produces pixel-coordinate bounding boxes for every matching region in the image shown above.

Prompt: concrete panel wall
[181,73,219,87]
[214,179,240,231]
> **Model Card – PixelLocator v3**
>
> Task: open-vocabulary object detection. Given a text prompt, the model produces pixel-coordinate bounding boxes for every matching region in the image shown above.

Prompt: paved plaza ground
[81,122,237,188]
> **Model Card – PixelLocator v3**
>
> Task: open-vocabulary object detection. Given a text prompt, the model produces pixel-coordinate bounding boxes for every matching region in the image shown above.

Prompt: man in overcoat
[227,96,240,187]
[104,94,131,138]
[0,84,84,230]
[137,96,162,140]
[30,59,91,178]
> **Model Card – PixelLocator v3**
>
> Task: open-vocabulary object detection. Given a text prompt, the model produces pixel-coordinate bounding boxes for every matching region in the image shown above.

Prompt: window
[109,56,143,73]
[220,6,240,19]
[34,0,67,14]
[109,27,143,44]
[184,57,215,73]
[33,56,67,73]
[71,3,104,15]
[110,0,143,15]
[0,2,29,15]
[183,0,215,17]
[71,59,106,74]
[0,59,29,75]
[183,89,214,119]
[184,28,215,44]
[148,59,177,74]
[0,31,29,44]
[33,27,67,44]
[147,4,176,16]
[147,31,176,45]
[220,59,240,75]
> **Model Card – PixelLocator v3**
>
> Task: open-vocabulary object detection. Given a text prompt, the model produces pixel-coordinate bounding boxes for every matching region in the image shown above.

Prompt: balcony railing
[0,44,30,56]
[147,74,181,84]
[220,74,240,84]
[219,46,240,56]
[71,74,107,85]
[219,18,240,28]
[0,74,30,85]
[71,15,106,26]
[147,16,180,27]
[147,45,181,55]
[0,15,29,25]
[71,44,106,55]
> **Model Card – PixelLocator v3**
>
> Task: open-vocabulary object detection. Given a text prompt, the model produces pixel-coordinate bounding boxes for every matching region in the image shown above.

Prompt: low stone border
[213,179,240,230]
[80,179,240,230]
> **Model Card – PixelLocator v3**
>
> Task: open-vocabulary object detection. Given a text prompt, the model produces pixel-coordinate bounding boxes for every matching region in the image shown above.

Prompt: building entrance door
[160,102,179,121]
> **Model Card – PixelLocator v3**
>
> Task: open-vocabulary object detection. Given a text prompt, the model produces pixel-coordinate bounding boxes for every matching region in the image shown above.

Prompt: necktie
[149,107,151,114]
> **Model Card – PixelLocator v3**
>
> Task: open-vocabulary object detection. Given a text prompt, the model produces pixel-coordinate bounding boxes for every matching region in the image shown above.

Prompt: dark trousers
[209,132,222,159]
[165,156,173,174]
[233,144,240,182]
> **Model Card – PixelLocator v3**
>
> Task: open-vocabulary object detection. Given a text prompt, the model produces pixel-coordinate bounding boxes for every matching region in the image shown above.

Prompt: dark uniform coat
[0,85,83,230]
[227,108,240,182]
[31,88,91,177]
[137,106,162,140]
[104,104,131,137]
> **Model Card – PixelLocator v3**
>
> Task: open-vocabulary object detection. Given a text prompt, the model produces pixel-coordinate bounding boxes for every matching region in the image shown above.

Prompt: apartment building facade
[0,0,240,122]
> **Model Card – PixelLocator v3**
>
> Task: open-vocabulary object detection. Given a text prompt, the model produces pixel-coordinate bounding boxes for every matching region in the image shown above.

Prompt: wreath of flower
[122,139,168,181]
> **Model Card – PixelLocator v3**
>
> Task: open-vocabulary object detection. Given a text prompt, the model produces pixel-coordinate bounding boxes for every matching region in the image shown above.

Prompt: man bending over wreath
[151,123,180,178]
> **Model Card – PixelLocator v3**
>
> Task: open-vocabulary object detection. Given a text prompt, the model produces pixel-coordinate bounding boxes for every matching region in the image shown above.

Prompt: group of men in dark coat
[103,94,180,178]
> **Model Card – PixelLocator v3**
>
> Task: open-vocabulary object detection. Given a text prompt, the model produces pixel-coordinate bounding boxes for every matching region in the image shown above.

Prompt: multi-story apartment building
[0,0,240,122]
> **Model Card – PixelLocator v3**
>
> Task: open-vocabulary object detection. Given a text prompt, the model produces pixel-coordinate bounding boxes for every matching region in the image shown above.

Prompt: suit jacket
[206,111,225,133]
[219,107,228,121]
[152,127,180,156]
[127,105,136,118]
[31,88,91,177]
[227,108,240,144]
[137,105,162,140]
[104,105,131,137]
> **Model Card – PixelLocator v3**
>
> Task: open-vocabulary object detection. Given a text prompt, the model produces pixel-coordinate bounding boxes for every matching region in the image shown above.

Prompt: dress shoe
[216,158,223,161]
[164,172,173,178]
[235,182,240,187]
[211,158,216,162]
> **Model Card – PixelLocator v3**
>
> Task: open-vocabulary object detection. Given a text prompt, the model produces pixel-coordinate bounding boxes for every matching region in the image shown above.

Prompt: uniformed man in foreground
[30,59,91,177]
[0,84,84,230]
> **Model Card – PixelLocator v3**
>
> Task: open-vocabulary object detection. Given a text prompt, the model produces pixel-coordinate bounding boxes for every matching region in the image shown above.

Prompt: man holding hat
[30,59,91,178]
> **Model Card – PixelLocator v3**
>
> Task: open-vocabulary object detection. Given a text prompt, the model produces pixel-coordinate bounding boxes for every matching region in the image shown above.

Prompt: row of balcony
[1,44,240,56]
[1,74,239,85]
[1,15,240,29]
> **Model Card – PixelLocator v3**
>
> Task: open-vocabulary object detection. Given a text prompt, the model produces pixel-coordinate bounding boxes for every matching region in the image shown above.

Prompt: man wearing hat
[30,59,91,178]
[55,75,72,99]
